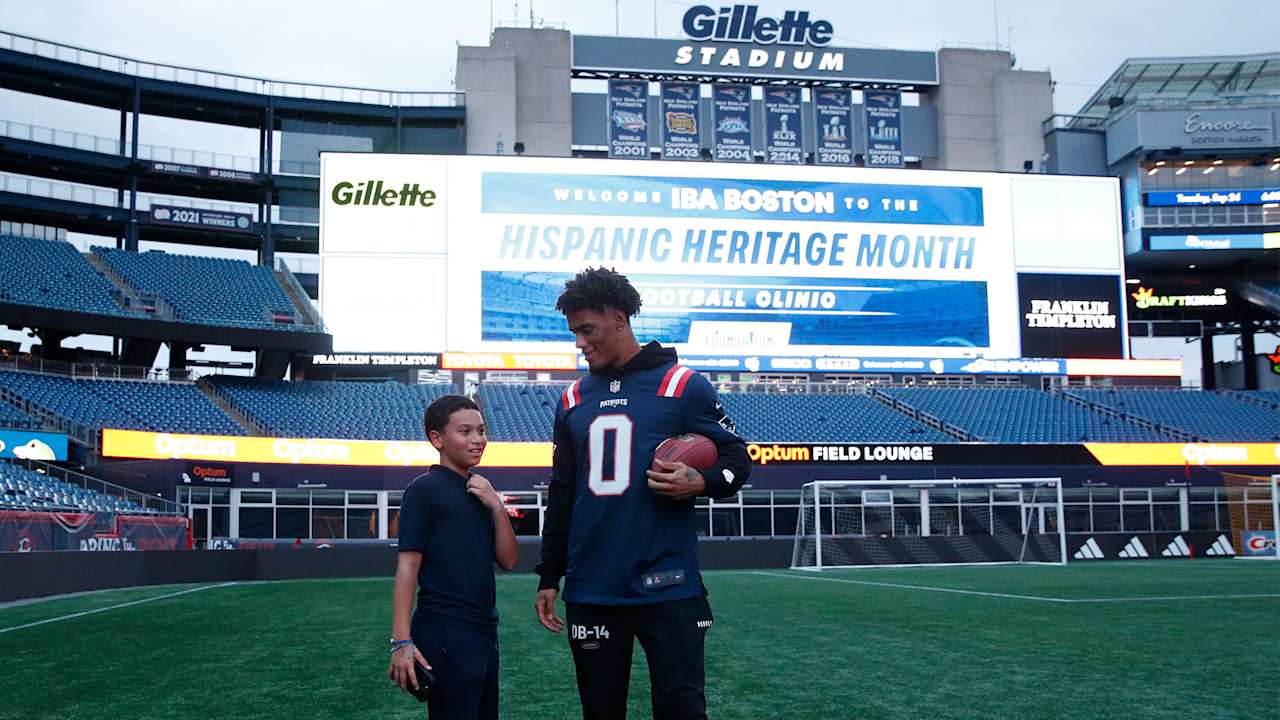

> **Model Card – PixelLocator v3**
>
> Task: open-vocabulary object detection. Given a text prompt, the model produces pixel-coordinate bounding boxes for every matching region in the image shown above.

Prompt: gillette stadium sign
[572,5,937,84]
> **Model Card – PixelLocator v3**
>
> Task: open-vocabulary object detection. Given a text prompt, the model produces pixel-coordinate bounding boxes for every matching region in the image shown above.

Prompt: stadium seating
[1065,388,1280,441]
[0,400,40,430]
[208,378,457,440]
[0,462,155,515]
[721,392,954,443]
[93,247,311,330]
[0,370,245,435]
[879,387,1172,443]
[0,235,137,317]
[478,382,566,441]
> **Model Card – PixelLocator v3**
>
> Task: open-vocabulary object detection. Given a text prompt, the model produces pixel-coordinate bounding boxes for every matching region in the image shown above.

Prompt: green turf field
[1,561,1277,720]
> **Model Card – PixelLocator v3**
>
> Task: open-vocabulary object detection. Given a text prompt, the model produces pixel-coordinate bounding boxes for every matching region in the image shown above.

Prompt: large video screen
[320,154,1126,359]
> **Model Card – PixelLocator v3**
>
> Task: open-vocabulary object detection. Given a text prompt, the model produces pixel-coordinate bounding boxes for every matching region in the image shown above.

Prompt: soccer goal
[791,478,1067,569]
[1220,473,1280,560]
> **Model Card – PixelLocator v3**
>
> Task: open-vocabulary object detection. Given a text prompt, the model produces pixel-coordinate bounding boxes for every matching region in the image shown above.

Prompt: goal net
[1221,473,1279,560]
[791,478,1066,569]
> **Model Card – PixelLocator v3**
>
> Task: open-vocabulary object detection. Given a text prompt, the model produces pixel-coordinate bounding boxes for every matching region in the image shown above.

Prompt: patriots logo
[767,89,797,102]
[615,84,644,99]
[818,92,847,105]
[868,93,894,105]
[719,87,747,102]
[667,84,696,100]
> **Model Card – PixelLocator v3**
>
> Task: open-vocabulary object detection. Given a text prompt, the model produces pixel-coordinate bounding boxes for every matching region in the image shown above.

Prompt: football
[651,433,719,472]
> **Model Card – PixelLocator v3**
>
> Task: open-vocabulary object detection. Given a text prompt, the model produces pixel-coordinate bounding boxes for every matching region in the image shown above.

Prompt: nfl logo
[610,380,621,393]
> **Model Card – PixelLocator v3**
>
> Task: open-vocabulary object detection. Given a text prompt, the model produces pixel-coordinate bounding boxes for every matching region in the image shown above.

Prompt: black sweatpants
[412,620,500,720]
[565,595,713,720]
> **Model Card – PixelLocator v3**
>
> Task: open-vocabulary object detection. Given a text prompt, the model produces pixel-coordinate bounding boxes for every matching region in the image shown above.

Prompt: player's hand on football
[535,588,564,633]
[646,459,706,501]
[388,644,431,691]
[466,474,503,511]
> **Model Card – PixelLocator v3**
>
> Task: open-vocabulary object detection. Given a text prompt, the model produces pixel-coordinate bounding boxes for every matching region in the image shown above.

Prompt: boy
[390,395,518,719]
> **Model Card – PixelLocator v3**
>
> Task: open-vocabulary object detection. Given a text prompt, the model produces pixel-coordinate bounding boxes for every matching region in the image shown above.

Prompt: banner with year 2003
[660,82,702,161]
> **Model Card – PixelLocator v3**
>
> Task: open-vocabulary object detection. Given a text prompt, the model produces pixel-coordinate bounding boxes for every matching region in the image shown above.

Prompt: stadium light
[1212,159,1223,165]
[1176,167,1187,175]
[1183,160,1195,165]
[1202,167,1214,174]
[1155,160,1167,166]
[1126,278,1141,284]
[1271,162,1279,172]
[1146,167,1159,175]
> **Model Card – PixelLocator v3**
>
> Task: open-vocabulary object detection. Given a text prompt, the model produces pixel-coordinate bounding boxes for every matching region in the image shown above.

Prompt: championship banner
[0,509,95,552]
[660,82,702,161]
[763,87,803,165]
[812,89,854,166]
[607,79,650,159]
[149,204,254,233]
[712,84,753,162]
[864,90,904,167]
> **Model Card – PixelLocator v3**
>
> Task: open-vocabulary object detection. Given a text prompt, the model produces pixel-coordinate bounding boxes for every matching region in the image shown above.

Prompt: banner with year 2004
[712,84,752,163]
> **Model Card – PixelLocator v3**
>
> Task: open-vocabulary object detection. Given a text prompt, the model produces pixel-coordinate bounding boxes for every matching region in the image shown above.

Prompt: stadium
[0,6,1277,719]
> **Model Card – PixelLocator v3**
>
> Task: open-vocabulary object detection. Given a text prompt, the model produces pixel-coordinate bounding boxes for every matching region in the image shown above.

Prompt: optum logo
[331,180,437,207]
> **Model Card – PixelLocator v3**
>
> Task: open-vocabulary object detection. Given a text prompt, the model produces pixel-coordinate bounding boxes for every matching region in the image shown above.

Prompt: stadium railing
[0,30,464,108]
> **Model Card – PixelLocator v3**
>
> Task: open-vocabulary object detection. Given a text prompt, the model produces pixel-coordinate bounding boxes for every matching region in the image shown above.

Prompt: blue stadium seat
[881,387,1173,443]
[93,247,315,331]
[478,382,566,441]
[209,378,458,440]
[0,462,154,515]
[1066,388,1280,441]
[0,235,138,317]
[721,392,954,443]
[0,399,40,430]
[0,370,245,436]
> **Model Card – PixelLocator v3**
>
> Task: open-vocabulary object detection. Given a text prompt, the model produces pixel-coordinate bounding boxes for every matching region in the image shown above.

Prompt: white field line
[0,582,237,635]
[751,571,1280,604]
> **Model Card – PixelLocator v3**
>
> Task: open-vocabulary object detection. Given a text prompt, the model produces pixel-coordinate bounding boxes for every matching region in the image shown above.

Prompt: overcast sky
[0,0,1274,377]
[2,0,1278,149]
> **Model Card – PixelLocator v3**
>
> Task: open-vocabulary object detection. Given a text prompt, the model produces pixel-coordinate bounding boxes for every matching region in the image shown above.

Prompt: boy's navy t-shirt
[397,465,498,629]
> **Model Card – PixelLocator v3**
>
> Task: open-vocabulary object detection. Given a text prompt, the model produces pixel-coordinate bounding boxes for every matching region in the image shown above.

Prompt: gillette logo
[683,5,833,46]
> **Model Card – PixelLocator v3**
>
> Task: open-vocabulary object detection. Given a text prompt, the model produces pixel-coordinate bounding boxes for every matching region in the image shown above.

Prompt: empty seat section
[0,370,244,435]
[1066,388,1280,441]
[210,378,457,439]
[721,392,953,443]
[94,247,310,330]
[881,387,1171,442]
[0,235,135,316]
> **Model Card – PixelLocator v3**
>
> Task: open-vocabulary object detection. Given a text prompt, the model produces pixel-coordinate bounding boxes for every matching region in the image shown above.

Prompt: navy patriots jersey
[536,342,748,605]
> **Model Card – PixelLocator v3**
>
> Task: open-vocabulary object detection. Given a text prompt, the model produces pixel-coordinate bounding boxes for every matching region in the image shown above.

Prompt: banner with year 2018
[763,87,803,165]
[864,90,904,167]
[607,79,650,159]
[813,88,854,166]
[660,82,702,161]
[712,84,753,162]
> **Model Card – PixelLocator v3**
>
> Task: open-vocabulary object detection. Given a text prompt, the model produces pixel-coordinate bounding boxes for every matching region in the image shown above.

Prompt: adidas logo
[1161,535,1191,558]
[1118,537,1150,559]
[1205,534,1236,556]
[1073,537,1104,560]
